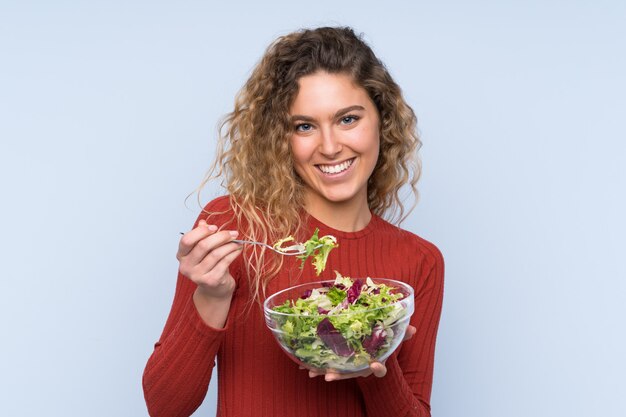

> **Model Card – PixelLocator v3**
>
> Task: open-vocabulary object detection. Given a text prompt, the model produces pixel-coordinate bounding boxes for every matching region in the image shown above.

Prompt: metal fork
[180,232,319,256]
[232,239,322,256]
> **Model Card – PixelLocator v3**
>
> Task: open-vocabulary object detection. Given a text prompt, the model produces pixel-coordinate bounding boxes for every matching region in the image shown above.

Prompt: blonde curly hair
[197,26,421,303]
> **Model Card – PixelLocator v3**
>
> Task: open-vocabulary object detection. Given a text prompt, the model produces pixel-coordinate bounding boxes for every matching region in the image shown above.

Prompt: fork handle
[231,239,311,256]
[232,239,270,248]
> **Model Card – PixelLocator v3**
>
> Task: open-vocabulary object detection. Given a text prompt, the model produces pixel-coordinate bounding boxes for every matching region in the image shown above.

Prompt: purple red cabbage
[317,307,329,315]
[300,289,312,299]
[346,279,362,304]
[323,281,345,290]
[317,318,354,357]
[362,325,387,356]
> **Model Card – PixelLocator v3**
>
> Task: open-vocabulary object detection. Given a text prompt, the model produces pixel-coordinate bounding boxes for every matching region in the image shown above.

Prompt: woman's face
[289,71,380,214]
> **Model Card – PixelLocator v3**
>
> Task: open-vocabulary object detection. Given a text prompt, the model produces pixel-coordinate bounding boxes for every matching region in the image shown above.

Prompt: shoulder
[194,195,236,228]
[201,195,232,212]
[371,216,444,273]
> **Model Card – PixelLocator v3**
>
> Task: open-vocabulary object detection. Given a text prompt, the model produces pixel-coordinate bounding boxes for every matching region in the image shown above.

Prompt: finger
[185,230,239,266]
[369,362,387,378]
[325,372,340,382]
[178,221,218,257]
[196,239,242,272]
[324,370,369,381]
[323,367,345,381]
[308,369,323,378]
[199,245,243,282]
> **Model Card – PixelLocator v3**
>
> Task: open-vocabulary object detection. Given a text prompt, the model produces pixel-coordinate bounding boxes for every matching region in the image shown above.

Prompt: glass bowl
[263,278,414,373]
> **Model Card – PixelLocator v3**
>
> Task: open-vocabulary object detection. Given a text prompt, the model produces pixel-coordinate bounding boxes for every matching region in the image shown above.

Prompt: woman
[143,26,444,417]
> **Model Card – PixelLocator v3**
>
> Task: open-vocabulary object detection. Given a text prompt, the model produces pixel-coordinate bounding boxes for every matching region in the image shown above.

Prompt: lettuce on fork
[273,228,338,276]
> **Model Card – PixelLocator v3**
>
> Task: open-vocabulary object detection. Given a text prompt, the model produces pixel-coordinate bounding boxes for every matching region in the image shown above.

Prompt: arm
[142,271,231,417]
[143,216,243,417]
[356,245,445,417]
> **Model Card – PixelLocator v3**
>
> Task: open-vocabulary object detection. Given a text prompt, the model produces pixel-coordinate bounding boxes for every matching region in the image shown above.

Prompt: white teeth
[318,159,353,174]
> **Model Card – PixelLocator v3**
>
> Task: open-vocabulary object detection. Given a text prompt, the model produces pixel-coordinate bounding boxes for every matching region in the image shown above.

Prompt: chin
[318,189,362,204]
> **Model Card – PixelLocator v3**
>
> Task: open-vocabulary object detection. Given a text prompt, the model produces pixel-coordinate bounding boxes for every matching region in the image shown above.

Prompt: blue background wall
[1,1,625,416]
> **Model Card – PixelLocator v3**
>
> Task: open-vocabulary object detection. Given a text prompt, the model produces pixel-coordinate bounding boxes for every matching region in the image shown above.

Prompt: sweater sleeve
[142,197,238,417]
[142,270,232,417]
[356,242,444,417]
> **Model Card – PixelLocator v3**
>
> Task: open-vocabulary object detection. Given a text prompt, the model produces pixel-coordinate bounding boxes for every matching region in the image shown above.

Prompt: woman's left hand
[305,324,417,382]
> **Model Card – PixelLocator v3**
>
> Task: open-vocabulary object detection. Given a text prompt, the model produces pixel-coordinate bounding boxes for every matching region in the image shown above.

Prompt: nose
[318,126,342,158]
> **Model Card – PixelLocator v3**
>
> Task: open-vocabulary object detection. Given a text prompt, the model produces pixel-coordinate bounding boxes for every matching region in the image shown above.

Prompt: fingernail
[229,231,239,237]
[208,224,218,231]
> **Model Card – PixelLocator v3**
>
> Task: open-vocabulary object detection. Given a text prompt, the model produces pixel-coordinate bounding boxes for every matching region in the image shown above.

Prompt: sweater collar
[304,211,380,240]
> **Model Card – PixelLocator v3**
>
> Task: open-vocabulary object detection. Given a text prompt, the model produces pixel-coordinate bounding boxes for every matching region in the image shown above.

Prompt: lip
[315,157,356,177]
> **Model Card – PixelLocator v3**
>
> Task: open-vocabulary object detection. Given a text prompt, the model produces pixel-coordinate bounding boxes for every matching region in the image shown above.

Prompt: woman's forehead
[290,72,373,115]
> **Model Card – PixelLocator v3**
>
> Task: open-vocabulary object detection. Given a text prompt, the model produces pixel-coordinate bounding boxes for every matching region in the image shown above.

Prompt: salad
[273,228,338,276]
[271,273,410,370]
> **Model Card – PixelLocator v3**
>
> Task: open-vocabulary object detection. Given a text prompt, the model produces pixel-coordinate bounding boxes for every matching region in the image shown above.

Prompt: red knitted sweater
[143,196,444,417]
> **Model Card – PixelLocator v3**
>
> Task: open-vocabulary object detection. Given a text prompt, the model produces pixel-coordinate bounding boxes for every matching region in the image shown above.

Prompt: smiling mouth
[316,158,355,175]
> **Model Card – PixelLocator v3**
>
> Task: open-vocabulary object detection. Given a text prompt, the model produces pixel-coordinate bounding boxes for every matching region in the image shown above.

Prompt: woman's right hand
[177,220,243,326]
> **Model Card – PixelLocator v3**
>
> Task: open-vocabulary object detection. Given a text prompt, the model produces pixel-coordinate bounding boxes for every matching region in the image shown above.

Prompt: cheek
[351,125,380,156]
[290,138,313,165]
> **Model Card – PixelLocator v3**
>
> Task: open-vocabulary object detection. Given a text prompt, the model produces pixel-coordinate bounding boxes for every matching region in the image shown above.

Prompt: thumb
[369,362,387,378]
[403,325,417,342]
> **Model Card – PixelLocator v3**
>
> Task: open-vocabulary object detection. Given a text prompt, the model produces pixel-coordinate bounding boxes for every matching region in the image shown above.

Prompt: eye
[295,123,313,132]
[340,115,359,125]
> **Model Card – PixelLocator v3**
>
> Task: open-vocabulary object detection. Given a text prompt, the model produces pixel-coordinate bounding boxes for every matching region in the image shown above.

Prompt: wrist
[192,286,234,329]
[195,280,236,301]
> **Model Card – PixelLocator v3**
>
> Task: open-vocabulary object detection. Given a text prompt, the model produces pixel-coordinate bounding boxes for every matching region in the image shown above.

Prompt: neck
[303,194,372,232]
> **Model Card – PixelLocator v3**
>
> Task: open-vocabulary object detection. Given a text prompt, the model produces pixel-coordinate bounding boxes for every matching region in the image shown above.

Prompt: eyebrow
[290,105,366,123]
